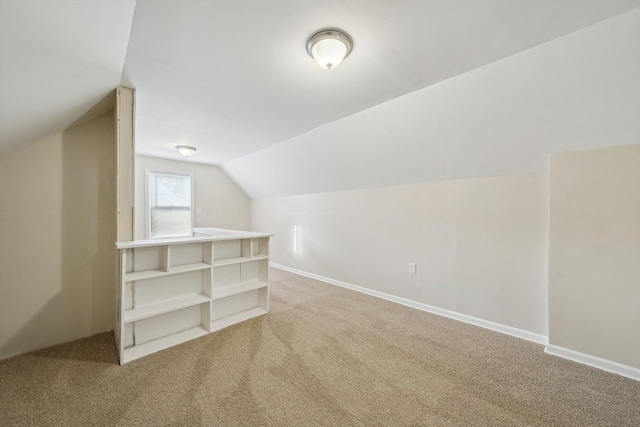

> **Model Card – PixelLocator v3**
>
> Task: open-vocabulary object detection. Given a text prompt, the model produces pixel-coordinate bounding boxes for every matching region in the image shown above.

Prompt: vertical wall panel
[548,145,640,368]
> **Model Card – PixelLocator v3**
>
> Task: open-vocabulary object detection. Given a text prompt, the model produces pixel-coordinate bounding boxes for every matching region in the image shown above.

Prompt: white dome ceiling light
[307,29,353,70]
[176,145,197,157]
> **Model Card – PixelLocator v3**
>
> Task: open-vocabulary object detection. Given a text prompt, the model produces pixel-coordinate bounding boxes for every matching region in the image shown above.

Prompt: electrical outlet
[408,263,416,274]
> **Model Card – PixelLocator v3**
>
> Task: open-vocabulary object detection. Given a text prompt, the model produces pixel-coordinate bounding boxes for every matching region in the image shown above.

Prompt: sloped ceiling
[0,0,136,153]
[224,9,640,198]
[1,1,638,198]
[122,0,640,165]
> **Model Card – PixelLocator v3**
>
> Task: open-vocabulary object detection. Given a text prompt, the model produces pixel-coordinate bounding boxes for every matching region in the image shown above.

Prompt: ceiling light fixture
[307,29,353,70]
[176,145,197,157]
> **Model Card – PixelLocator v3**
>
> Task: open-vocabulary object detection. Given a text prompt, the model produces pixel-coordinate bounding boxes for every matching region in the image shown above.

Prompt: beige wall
[253,173,549,335]
[549,145,640,368]
[135,156,250,239]
[0,112,115,360]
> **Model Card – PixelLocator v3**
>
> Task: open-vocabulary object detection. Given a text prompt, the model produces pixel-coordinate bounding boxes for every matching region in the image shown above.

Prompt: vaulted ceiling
[1,1,639,197]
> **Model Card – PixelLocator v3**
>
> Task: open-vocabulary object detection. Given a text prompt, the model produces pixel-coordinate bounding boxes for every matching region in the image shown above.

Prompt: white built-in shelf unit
[115,228,273,364]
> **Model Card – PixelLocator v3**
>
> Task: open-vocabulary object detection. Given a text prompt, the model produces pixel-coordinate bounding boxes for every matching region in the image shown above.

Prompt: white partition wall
[116,229,272,364]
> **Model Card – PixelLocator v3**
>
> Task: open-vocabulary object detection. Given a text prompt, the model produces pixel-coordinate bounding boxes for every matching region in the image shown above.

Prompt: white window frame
[145,169,195,239]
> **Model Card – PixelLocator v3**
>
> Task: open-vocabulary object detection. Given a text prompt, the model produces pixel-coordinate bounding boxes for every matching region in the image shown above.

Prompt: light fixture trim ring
[306,28,353,60]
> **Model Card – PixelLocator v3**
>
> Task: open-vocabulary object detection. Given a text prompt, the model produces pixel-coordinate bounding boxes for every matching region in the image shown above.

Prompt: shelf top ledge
[116,228,274,249]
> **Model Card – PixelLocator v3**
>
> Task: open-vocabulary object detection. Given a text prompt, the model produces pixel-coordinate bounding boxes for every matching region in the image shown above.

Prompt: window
[146,170,194,238]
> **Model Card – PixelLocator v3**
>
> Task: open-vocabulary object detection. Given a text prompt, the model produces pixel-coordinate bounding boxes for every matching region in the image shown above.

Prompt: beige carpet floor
[1,268,639,426]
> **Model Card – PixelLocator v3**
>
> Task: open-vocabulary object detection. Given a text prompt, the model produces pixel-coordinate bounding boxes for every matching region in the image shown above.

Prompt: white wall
[549,145,640,369]
[0,112,115,360]
[225,9,640,199]
[253,173,549,335]
[135,156,250,239]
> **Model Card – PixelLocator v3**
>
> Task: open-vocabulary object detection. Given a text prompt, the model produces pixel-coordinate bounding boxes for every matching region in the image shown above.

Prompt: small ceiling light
[176,145,197,157]
[307,29,353,70]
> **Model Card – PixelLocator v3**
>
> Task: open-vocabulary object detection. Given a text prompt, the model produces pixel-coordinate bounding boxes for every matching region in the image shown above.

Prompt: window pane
[148,172,193,238]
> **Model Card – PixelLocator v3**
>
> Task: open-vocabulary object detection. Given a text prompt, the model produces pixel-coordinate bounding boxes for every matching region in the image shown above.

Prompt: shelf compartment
[170,242,213,268]
[251,237,269,257]
[213,240,242,261]
[211,287,268,329]
[124,293,211,323]
[212,280,266,300]
[212,254,268,267]
[125,262,211,282]
[210,307,267,333]
[127,304,210,353]
[213,258,268,288]
[122,326,209,363]
[130,269,210,307]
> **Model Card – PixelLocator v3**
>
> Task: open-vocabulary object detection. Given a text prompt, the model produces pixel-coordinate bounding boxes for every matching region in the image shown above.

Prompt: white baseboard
[270,263,548,346]
[544,344,640,381]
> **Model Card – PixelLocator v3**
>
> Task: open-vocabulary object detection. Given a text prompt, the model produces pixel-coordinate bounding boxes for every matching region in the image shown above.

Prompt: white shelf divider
[212,254,268,267]
[124,294,211,323]
[212,280,267,300]
[210,307,267,332]
[124,262,211,282]
[122,326,209,363]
